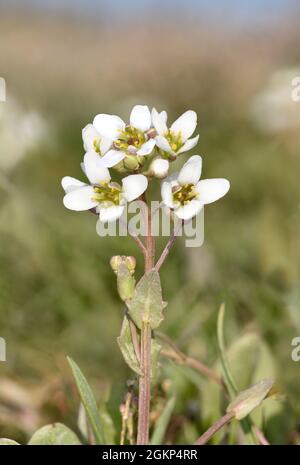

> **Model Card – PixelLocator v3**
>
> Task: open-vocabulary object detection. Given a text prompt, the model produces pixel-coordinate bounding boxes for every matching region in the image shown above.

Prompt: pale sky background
[1,0,299,24]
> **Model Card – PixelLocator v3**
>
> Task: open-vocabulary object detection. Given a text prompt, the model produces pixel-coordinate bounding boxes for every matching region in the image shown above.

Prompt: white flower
[93,105,156,165]
[62,152,148,222]
[82,124,124,168]
[149,157,169,179]
[161,155,230,220]
[152,108,199,158]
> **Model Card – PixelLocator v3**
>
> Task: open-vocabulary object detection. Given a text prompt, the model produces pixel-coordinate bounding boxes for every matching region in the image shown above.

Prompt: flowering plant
[1,105,277,446]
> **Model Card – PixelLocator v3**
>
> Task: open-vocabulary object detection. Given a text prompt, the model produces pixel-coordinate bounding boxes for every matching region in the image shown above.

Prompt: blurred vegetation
[0,8,300,444]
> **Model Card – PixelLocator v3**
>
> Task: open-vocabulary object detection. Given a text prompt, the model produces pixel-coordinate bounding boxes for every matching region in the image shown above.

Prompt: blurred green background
[0,0,300,445]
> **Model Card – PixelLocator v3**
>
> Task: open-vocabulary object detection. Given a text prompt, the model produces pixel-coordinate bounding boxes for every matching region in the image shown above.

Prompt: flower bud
[123,155,140,171]
[110,255,136,275]
[149,158,169,179]
[125,256,136,275]
[110,255,123,273]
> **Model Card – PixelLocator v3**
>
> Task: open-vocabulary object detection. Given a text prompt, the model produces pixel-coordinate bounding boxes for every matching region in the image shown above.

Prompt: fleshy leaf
[227,379,274,420]
[0,438,20,445]
[67,357,105,444]
[28,423,81,445]
[117,316,142,375]
[126,271,166,330]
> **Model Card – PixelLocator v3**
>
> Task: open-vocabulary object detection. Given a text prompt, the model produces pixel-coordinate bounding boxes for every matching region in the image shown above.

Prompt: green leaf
[99,403,116,445]
[78,402,116,445]
[202,331,282,443]
[151,338,162,382]
[227,379,274,420]
[78,403,92,443]
[67,356,106,444]
[0,438,20,445]
[126,270,166,330]
[150,396,176,445]
[217,304,257,444]
[117,316,142,375]
[28,423,81,445]
[217,303,237,398]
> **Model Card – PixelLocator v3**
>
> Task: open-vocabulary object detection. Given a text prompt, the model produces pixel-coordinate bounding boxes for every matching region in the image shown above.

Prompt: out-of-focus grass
[0,10,300,444]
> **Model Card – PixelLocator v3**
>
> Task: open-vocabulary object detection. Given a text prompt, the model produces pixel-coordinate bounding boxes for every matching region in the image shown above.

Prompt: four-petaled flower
[152,108,199,159]
[82,124,125,168]
[62,152,148,223]
[93,105,156,169]
[161,155,230,220]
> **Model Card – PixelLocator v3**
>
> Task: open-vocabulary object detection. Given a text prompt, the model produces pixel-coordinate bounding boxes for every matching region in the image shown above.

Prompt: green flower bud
[110,255,136,275]
[123,155,140,171]
[110,256,136,301]
[117,262,136,301]
[110,255,123,273]
[125,256,136,275]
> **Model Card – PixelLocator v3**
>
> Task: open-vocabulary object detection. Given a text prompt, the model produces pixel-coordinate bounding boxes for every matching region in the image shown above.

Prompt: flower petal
[161,181,175,208]
[100,149,125,167]
[174,199,203,220]
[171,110,197,141]
[93,114,125,140]
[130,105,151,132]
[137,138,156,156]
[122,174,148,202]
[100,137,113,155]
[151,107,168,135]
[196,178,230,204]
[82,123,99,152]
[177,134,199,154]
[61,176,86,194]
[63,185,98,211]
[160,110,167,123]
[99,205,124,223]
[155,135,173,154]
[84,151,111,184]
[178,155,202,185]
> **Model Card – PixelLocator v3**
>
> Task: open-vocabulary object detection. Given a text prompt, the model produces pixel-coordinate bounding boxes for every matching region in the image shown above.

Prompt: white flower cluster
[62,105,230,223]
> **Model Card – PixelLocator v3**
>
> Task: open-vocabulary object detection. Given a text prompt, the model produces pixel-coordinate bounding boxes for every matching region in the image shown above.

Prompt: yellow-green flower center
[173,183,198,205]
[165,130,183,152]
[114,125,146,153]
[92,183,121,206]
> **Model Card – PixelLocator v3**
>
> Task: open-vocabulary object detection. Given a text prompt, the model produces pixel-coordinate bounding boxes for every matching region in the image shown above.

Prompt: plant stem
[155,222,181,271]
[195,411,234,445]
[137,196,155,445]
[137,321,151,444]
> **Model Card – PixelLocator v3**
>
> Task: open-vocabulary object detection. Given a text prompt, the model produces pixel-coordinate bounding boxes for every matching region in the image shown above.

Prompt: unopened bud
[123,155,140,171]
[110,255,136,275]
[149,158,169,179]
[126,256,136,275]
[110,255,123,273]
